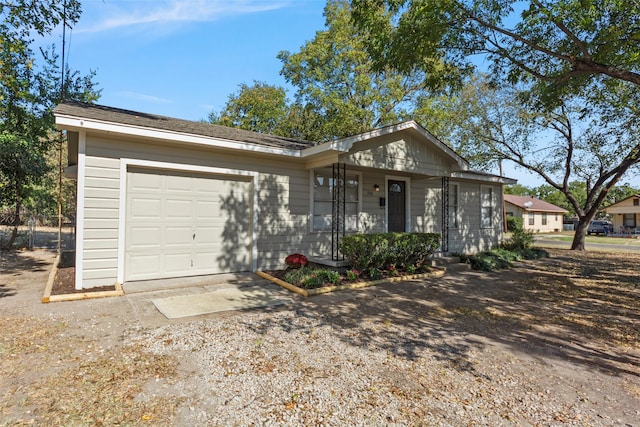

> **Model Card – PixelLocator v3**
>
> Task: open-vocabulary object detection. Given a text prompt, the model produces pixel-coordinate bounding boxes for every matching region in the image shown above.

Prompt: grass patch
[546,235,640,245]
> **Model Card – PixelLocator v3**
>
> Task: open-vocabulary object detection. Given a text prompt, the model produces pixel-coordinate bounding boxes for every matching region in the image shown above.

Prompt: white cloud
[77,0,289,34]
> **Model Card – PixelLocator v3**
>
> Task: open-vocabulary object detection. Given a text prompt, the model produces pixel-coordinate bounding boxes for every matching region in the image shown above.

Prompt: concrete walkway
[0,250,296,329]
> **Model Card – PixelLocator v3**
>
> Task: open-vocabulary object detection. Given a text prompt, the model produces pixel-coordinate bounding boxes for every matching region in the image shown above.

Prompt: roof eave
[55,113,304,158]
[451,171,517,185]
[302,121,472,171]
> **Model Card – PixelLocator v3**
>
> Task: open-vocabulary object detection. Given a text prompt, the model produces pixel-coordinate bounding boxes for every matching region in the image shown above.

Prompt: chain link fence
[0,210,75,250]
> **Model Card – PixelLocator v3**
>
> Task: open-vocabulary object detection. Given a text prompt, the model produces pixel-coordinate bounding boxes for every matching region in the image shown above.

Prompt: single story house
[54,101,516,290]
[604,194,640,233]
[504,195,567,233]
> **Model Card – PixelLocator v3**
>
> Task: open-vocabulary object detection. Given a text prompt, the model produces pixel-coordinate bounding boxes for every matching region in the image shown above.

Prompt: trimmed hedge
[339,232,441,273]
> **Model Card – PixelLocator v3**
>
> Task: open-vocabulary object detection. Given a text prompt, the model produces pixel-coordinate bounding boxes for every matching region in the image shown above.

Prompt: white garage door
[125,168,252,282]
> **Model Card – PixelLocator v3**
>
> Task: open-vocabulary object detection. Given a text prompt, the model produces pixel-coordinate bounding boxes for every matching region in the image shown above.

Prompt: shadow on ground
[240,249,640,379]
[1,251,54,299]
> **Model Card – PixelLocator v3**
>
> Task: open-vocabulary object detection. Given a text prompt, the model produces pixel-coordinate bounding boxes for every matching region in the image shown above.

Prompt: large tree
[444,76,639,249]
[0,0,99,248]
[209,81,292,136]
[351,0,640,250]
[211,0,431,142]
[351,0,640,100]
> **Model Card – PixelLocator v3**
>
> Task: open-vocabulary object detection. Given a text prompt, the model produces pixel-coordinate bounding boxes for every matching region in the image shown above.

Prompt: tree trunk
[5,175,22,250]
[571,217,589,250]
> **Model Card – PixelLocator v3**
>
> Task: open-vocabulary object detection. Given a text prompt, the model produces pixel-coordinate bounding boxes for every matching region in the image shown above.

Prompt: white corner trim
[115,158,260,285]
[74,131,87,290]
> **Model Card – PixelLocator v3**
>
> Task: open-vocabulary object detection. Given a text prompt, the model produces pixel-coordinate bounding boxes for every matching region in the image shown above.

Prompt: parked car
[587,220,613,235]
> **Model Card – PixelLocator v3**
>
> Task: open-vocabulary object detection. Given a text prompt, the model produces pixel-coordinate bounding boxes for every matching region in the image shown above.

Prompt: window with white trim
[528,212,535,225]
[449,183,459,229]
[480,186,493,228]
[623,213,636,227]
[312,169,360,232]
[541,212,547,225]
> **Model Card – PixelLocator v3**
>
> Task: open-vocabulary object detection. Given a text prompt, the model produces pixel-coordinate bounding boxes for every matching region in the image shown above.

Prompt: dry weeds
[0,317,182,426]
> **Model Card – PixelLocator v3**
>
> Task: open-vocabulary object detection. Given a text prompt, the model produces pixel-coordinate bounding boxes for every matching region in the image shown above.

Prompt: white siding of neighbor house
[505,205,564,233]
[606,197,640,231]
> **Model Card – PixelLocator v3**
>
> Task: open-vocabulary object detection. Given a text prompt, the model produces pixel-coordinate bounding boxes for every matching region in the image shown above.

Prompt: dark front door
[388,180,406,232]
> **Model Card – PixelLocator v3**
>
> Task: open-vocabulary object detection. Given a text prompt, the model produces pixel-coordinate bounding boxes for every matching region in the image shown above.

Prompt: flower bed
[258,266,445,297]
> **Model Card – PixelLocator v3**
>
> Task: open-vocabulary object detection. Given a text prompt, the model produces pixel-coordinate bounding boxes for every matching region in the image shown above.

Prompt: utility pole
[57,0,67,256]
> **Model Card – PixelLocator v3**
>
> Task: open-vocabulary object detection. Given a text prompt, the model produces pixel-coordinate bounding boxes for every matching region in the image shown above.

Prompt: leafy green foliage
[505,216,523,232]
[352,0,640,103]
[461,247,548,272]
[503,228,535,251]
[211,0,433,142]
[284,266,340,289]
[339,232,440,274]
[209,81,292,136]
[0,0,100,248]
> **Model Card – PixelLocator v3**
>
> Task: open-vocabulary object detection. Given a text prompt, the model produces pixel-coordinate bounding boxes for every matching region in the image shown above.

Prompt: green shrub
[503,227,535,250]
[284,266,340,289]
[462,247,549,271]
[504,214,535,250]
[339,232,440,276]
[506,216,523,232]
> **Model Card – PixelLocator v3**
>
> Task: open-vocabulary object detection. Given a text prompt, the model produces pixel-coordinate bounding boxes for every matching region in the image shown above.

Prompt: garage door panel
[195,226,222,244]
[125,168,252,282]
[128,226,162,247]
[129,172,163,191]
[166,199,194,218]
[129,199,162,219]
[164,226,193,245]
[166,175,194,192]
[128,254,161,276]
[164,253,192,273]
[195,200,219,218]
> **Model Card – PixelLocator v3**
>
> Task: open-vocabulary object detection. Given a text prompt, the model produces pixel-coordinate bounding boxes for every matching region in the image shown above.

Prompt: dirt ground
[0,248,639,425]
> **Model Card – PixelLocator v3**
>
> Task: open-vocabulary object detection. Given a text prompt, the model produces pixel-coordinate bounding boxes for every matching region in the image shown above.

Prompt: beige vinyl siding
[448,182,503,254]
[358,172,387,232]
[342,133,453,176]
[410,178,441,233]
[80,135,323,284]
[81,156,120,287]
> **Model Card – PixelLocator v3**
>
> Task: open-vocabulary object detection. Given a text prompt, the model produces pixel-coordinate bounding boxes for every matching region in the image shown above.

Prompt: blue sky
[49,0,549,185]
[60,0,326,121]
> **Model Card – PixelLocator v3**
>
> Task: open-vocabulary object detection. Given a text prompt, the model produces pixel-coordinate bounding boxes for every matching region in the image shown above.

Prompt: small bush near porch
[339,232,440,278]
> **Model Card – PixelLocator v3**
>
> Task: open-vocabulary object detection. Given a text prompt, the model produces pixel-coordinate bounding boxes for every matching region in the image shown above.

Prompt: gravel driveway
[1,249,639,426]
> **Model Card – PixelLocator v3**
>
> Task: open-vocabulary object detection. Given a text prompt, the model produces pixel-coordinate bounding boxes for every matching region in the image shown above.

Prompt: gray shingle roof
[54,100,316,151]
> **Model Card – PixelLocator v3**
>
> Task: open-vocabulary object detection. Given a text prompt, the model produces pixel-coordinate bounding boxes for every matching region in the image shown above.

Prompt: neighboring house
[604,194,640,233]
[504,195,567,233]
[54,101,516,290]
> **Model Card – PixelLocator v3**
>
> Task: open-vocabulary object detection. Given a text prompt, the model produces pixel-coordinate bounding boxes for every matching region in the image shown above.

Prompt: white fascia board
[451,171,518,185]
[55,115,303,158]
